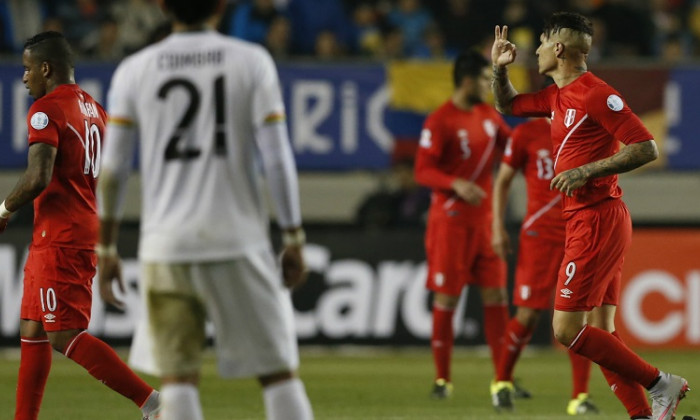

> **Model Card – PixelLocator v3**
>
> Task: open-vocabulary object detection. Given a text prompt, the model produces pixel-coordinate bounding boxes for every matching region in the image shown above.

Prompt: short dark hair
[543,12,593,38]
[164,0,219,25]
[453,49,489,87]
[24,31,73,71]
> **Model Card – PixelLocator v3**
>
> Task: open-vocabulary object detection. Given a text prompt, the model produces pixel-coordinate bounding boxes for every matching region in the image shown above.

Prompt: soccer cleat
[650,373,690,420]
[430,378,453,399]
[681,416,698,420]
[567,393,599,415]
[513,377,532,399]
[491,380,515,412]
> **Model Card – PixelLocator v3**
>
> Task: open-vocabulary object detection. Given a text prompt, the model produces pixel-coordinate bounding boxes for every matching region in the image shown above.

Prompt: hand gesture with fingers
[492,25,517,67]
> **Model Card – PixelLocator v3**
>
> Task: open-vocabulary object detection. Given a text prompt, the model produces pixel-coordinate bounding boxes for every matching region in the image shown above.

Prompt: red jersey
[415,101,510,225]
[504,118,565,241]
[510,72,653,216]
[27,84,106,249]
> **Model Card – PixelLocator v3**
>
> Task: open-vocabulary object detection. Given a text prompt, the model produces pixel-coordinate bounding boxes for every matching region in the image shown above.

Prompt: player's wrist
[95,243,117,257]
[282,228,306,247]
[0,201,13,218]
[492,65,507,75]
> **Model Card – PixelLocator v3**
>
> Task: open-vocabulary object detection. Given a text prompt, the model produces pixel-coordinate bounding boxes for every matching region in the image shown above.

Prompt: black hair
[164,0,219,25]
[23,31,73,71]
[453,49,489,87]
[543,12,593,38]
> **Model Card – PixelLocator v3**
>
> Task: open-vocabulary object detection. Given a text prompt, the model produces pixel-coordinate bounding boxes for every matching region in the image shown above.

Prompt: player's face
[535,33,557,76]
[22,49,47,99]
[467,66,491,103]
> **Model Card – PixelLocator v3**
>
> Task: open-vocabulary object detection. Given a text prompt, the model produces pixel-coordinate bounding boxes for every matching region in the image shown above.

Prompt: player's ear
[40,61,51,79]
[554,42,565,59]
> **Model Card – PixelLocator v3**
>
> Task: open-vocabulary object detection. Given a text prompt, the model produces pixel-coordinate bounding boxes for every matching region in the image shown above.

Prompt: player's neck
[551,62,587,88]
[172,21,214,33]
[45,75,76,95]
[451,92,475,111]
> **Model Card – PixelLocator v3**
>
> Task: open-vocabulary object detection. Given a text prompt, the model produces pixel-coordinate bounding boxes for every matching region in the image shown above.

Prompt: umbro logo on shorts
[560,288,573,299]
[44,313,56,323]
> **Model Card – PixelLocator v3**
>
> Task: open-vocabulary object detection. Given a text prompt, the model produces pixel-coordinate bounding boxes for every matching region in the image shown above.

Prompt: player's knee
[551,319,583,347]
[258,370,296,387]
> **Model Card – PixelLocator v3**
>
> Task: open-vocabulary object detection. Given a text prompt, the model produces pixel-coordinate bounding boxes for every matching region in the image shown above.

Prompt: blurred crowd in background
[1,0,699,63]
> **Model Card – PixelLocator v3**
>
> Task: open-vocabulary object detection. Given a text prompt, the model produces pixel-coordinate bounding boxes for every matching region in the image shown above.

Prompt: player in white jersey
[96,1,314,419]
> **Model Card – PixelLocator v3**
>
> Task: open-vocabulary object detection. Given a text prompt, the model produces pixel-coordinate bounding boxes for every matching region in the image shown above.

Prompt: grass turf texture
[1,347,698,419]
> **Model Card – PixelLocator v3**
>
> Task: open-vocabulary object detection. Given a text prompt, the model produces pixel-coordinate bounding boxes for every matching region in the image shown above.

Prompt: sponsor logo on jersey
[44,313,56,323]
[607,94,623,111]
[520,285,531,300]
[30,112,49,130]
[504,138,513,156]
[564,109,576,128]
[419,129,432,148]
[560,288,573,298]
[434,272,444,287]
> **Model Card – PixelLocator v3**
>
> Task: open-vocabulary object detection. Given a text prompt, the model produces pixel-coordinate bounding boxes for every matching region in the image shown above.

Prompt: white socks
[161,383,205,420]
[141,390,161,417]
[263,378,314,420]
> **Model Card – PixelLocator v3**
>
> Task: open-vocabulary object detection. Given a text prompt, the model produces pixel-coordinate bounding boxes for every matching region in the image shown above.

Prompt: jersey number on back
[158,76,227,161]
[83,121,101,178]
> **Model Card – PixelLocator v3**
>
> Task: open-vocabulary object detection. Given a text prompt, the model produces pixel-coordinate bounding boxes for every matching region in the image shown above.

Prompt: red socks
[495,318,533,382]
[64,332,154,408]
[597,331,652,418]
[15,337,52,420]
[569,326,656,417]
[569,325,658,387]
[483,304,509,371]
[431,305,454,381]
[567,349,591,398]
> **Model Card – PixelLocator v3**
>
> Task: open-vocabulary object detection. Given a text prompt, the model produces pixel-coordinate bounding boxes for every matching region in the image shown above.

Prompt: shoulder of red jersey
[28,96,64,127]
[582,79,629,118]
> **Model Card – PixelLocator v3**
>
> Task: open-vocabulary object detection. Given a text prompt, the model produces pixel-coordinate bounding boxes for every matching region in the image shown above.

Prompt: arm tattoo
[491,66,518,114]
[579,140,658,179]
[5,143,57,211]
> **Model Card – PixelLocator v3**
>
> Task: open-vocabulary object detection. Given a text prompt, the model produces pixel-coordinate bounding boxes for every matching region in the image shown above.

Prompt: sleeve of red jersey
[503,125,526,170]
[414,114,456,191]
[26,100,62,148]
[585,86,653,145]
[511,86,553,118]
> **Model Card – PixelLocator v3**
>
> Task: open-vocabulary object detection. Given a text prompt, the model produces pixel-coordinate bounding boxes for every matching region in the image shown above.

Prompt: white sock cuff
[263,378,313,420]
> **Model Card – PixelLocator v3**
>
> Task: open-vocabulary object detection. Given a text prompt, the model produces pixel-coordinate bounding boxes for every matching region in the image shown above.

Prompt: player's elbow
[639,139,659,164]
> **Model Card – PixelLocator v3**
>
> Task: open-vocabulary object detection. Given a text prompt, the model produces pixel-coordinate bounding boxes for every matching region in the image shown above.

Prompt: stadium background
[0,0,699,353]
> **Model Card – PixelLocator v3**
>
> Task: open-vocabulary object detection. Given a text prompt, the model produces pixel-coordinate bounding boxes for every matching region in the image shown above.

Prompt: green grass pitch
[1,347,698,419]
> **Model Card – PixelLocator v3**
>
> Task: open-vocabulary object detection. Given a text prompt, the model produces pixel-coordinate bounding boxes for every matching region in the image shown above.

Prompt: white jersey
[103,30,300,262]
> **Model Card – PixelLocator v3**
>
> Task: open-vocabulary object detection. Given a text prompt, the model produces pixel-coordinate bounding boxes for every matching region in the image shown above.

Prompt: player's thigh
[513,234,564,310]
[21,247,95,332]
[193,249,299,378]
[143,262,207,377]
[425,221,478,296]
[472,225,506,290]
[554,201,631,311]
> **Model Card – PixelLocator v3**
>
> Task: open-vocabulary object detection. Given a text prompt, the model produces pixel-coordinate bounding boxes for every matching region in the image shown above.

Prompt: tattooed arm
[4,143,57,211]
[491,25,519,114]
[550,140,658,196]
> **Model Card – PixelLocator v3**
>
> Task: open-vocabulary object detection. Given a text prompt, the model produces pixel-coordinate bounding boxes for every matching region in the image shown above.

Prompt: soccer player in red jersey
[492,12,689,420]
[415,49,512,399]
[491,117,596,414]
[0,32,160,420]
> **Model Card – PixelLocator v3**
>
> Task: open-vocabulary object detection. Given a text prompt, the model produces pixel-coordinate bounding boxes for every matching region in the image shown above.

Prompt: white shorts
[128,249,299,378]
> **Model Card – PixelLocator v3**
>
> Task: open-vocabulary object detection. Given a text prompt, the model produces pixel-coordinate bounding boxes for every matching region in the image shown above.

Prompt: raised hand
[492,25,517,67]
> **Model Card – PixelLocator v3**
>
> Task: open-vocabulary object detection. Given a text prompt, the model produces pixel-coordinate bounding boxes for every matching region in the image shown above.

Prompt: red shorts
[425,220,506,296]
[554,199,631,312]
[513,232,564,310]
[21,246,96,332]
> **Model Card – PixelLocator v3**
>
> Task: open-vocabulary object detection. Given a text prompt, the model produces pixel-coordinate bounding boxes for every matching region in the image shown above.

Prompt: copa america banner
[1,226,699,349]
[0,62,695,170]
